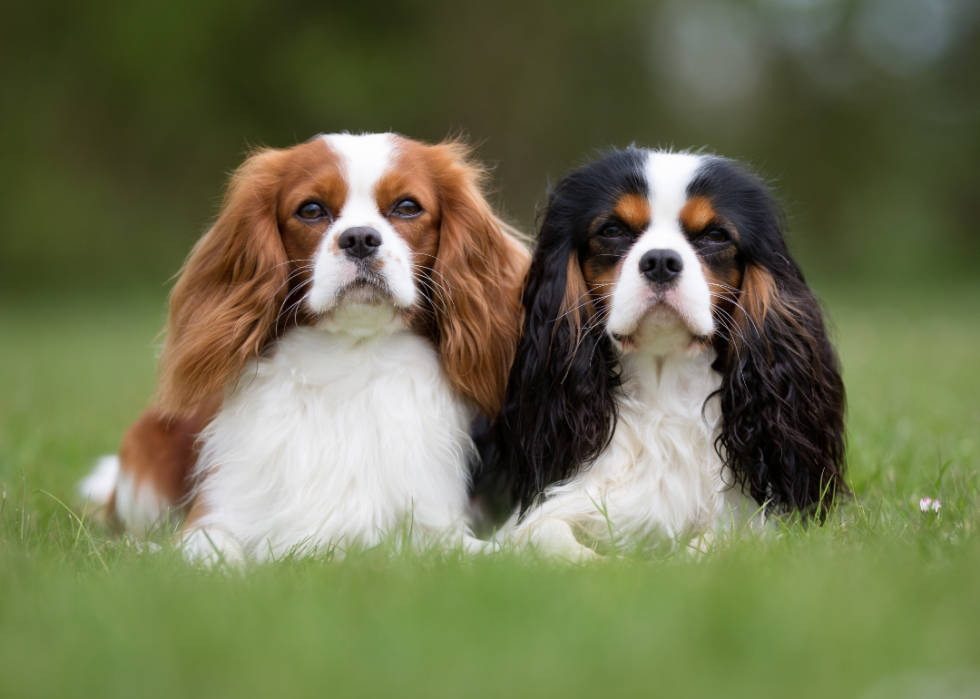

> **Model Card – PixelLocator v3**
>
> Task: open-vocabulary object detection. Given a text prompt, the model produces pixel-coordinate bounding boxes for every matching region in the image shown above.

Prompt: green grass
[2,284,979,698]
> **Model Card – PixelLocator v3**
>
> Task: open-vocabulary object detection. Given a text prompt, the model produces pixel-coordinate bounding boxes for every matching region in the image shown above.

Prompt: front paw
[524,518,603,563]
[181,528,246,568]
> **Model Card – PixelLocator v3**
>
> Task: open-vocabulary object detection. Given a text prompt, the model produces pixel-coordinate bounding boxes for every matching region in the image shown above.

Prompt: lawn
[1,282,979,698]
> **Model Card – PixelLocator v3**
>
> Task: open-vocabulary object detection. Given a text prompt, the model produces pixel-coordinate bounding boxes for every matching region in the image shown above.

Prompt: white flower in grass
[919,497,941,513]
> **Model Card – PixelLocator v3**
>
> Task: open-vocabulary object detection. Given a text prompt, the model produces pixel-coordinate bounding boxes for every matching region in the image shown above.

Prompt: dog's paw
[181,528,246,569]
[525,518,602,563]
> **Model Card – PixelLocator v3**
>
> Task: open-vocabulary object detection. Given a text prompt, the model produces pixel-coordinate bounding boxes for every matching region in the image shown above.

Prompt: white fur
[80,454,175,533]
[79,455,119,507]
[306,133,418,313]
[182,528,246,567]
[187,132,485,560]
[512,344,760,556]
[79,133,485,563]
[607,152,714,341]
[114,469,173,533]
[185,308,478,562]
[513,151,762,558]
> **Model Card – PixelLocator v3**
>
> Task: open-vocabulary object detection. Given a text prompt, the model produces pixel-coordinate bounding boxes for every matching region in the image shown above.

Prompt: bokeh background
[3,0,979,295]
[3,5,980,695]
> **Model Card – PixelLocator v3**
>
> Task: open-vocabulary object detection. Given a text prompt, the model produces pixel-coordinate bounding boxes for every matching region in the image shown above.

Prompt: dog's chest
[194,326,474,557]
[570,352,728,538]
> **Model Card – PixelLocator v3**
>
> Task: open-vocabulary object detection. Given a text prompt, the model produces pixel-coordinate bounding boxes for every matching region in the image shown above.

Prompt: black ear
[717,244,847,518]
[496,219,621,516]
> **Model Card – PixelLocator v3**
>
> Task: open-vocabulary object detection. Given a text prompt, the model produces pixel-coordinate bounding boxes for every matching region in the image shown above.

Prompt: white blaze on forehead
[646,151,704,222]
[306,132,418,320]
[321,133,396,218]
[606,150,715,344]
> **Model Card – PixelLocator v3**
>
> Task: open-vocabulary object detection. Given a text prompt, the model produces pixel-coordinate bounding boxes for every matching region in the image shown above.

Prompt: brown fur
[156,140,350,415]
[110,397,221,517]
[582,253,623,315]
[677,196,744,336]
[679,196,735,239]
[420,140,530,416]
[613,193,651,231]
[554,252,594,356]
[113,135,529,525]
[738,262,780,333]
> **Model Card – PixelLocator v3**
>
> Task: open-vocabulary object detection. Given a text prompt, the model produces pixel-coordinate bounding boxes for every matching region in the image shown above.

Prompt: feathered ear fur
[427,141,530,417]
[497,223,622,516]
[717,230,847,518]
[156,148,290,416]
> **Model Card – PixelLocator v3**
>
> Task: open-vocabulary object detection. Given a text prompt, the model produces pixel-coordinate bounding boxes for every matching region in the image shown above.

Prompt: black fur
[497,148,647,516]
[497,149,847,519]
[691,158,847,516]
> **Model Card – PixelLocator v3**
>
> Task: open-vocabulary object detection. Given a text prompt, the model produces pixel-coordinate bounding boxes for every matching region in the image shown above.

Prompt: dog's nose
[338,227,382,259]
[639,249,684,284]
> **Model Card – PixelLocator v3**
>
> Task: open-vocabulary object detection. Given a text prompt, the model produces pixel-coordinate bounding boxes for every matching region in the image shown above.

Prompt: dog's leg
[459,534,492,555]
[181,528,245,568]
[179,490,245,567]
[79,398,221,533]
[522,518,599,562]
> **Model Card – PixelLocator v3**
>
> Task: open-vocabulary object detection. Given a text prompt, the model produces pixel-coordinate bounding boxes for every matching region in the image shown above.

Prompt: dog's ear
[716,222,847,518]
[157,148,290,416]
[427,140,530,417]
[497,212,621,516]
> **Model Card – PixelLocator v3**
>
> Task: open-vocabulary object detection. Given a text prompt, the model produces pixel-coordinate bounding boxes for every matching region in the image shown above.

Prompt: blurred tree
[1,0,977,293]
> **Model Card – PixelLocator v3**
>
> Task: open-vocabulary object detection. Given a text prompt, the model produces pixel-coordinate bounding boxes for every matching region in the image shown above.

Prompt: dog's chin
[336,279,392,307]
[611,301,710,355]
[316,278,410,338]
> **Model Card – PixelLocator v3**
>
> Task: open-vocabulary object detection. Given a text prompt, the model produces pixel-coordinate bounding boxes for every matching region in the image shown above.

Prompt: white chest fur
[187,321,475,561]
[515,346,757,552]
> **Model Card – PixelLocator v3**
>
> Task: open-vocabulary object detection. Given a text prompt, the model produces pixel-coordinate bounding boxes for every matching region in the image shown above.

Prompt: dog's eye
[703,229,729,243]
[297,202,327,220]
[599,224,624,238]
[392,199,422,217]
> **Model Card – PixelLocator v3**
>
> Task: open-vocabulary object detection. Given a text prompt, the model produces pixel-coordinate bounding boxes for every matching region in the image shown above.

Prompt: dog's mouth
[336,276,392,306]
[611,299,709,353]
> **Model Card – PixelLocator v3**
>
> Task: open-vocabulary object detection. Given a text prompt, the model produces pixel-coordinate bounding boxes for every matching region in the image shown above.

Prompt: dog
[81,133,530,563]
[496,147,846,559]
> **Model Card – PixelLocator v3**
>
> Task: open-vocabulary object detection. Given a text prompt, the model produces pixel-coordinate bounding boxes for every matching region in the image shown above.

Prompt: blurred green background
[2,5,980,695]
[3,0,979,294]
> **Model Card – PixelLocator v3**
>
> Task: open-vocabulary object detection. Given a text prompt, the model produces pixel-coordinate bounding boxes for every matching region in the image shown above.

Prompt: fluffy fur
[80,132,529,562]
[186,315,476,561]
[497,148,846,558]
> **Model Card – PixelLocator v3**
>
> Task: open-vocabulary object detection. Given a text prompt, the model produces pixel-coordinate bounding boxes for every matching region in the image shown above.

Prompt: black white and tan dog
[497,147,846,558]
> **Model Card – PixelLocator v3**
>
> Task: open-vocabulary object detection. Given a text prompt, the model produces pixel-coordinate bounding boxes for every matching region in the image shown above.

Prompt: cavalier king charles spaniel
[81,133,529,563]
[496,147,846,559]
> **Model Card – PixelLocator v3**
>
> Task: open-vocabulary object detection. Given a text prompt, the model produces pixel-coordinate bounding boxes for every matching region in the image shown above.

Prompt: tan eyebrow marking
[612,193,651,231]
[679,195,717,232]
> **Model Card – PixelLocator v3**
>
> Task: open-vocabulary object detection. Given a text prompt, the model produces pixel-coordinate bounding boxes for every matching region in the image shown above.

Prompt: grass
[1,282,979,698]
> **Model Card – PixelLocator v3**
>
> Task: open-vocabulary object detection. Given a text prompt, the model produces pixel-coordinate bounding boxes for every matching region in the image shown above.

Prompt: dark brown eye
[392,199,421,217]
[704,229,729,243]
[599,225,624,238]
[297,202,327,220]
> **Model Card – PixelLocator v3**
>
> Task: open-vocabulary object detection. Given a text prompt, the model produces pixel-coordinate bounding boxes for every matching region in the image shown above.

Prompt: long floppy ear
[427,141,530,417]
[497,217,622,516]
[156,148,289,416]
[718,245,847,517]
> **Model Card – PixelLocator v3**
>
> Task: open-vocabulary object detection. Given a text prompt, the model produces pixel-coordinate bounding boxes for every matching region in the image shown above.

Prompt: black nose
[639,249,684,284]
[338,227,382,259]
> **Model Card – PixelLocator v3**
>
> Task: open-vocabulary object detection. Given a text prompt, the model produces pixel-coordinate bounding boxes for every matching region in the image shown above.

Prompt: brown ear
[427,141,531,417]
[156,148,289,416]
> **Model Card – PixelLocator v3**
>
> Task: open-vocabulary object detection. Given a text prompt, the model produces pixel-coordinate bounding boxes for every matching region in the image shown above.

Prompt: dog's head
[158,133,529,418]
[501,148,846,517]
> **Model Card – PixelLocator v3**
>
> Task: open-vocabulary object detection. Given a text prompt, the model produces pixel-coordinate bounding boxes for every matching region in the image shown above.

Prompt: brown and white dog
[81,133,529,563]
